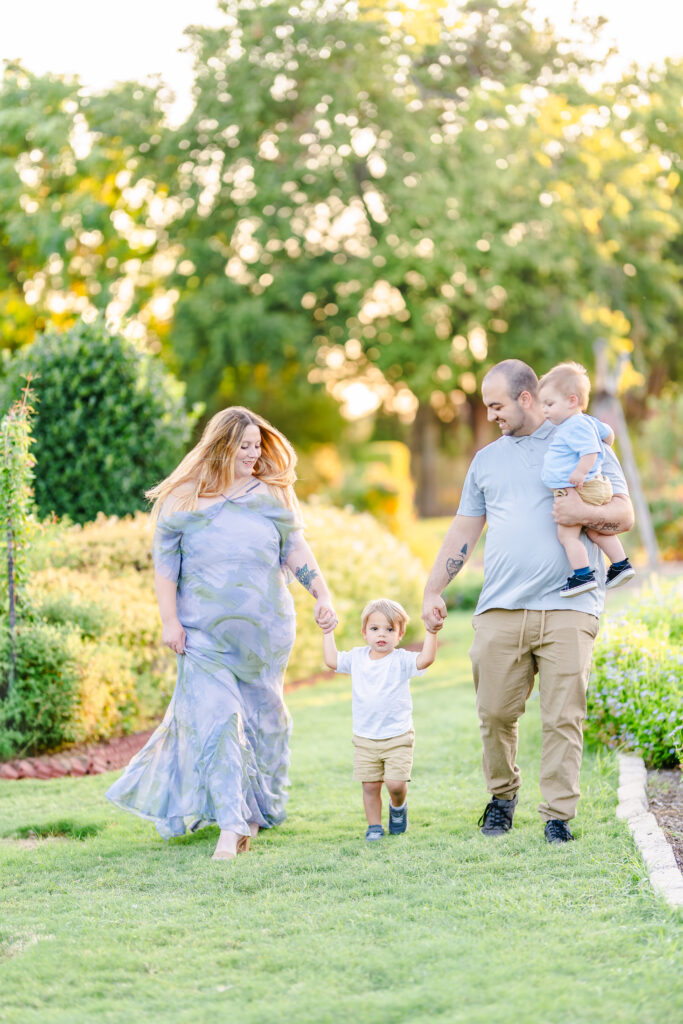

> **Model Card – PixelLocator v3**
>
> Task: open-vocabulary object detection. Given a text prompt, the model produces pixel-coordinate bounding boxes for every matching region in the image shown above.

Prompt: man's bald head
[483,360,538,401]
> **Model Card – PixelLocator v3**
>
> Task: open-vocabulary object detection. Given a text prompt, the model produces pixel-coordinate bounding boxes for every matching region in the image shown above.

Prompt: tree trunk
[411,403,440,517]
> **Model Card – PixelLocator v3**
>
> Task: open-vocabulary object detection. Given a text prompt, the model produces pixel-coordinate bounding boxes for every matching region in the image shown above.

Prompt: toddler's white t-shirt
[335,646,426,740]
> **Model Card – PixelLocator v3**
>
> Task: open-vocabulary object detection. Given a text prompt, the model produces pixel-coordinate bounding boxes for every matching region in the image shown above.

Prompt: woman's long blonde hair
[147,407,299,520]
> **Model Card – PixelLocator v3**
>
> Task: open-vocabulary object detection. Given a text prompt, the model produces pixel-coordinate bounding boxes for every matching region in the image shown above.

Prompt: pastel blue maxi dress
[106,487,300,839]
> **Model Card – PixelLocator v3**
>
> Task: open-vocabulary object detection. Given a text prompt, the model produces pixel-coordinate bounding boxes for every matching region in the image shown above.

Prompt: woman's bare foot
[248,822,260,838]
[211,830,250,860]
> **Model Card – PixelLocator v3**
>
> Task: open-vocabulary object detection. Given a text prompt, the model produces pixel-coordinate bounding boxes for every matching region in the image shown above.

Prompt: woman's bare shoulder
[160,483,195,517]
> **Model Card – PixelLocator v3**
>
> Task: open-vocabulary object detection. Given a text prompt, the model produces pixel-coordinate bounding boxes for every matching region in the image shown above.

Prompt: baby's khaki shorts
[553,474,613,506]
[352,729,415,782]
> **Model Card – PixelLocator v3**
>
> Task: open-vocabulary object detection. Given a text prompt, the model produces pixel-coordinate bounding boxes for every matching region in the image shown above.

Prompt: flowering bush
[585,581,683,768]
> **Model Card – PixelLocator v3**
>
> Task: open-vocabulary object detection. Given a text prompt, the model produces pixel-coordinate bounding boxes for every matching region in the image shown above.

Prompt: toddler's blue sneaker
[365,824,385,841]
[388,803,408,834]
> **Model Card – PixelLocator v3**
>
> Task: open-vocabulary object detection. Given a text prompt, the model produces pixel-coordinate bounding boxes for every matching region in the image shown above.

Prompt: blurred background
[0,0,681,757]
[1,0,681,539]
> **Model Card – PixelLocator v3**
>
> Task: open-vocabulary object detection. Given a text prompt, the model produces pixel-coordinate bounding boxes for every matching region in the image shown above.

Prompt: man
[422,360,634,844]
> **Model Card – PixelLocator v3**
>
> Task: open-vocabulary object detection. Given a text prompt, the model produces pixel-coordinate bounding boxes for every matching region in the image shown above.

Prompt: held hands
[422,593,447,633]
[314,598,338,633]
[162,617,186,655]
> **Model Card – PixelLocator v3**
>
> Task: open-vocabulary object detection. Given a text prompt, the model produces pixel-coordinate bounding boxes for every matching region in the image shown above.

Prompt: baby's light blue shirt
[541,413,612,489]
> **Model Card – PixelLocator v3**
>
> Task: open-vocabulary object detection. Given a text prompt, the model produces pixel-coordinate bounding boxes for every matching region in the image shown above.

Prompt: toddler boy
[323,598,437,840]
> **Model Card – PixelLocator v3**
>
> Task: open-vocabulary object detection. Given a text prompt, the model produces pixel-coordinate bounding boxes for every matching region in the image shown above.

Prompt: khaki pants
[469,608,599,821]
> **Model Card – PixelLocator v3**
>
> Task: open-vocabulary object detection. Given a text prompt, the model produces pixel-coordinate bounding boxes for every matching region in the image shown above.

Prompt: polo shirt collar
[511,421,554,444]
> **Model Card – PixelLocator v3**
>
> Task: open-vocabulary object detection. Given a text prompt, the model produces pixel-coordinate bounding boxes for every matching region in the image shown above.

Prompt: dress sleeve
[153,516,183,584]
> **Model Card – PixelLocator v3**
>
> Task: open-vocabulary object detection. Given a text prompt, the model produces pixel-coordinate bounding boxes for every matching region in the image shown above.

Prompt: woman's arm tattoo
[295,563,319,595]
[445,544,468,583]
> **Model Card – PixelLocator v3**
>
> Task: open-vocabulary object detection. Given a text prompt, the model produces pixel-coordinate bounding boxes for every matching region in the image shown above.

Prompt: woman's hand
[162,617,186,655]
[314,599,338,633]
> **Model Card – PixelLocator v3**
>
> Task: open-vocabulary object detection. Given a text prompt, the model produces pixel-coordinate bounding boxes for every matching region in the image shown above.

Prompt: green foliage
[586,581,683,768]
[0,63,168,351]
[635,388,683,558]
[0,319,199,522]
[0,620,79,758]
[0,383,36,612]
[36,593,110,640]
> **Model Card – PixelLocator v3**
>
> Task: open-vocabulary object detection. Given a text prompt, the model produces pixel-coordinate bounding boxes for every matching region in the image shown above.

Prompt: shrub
[585,581,683,768]
[0,319,199,523]
[0,621,80,758]
[36,592,111,639]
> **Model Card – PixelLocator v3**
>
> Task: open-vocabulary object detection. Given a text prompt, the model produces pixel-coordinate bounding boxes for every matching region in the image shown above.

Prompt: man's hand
[551,487,585,525]
[422,592,447,633]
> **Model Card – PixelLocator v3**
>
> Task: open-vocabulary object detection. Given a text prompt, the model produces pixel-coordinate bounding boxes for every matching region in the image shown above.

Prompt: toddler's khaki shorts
[352,729,415,782]
[553,474,612,506]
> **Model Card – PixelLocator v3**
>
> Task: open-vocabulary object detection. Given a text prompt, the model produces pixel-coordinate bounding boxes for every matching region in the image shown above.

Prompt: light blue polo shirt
[457,422,628,616]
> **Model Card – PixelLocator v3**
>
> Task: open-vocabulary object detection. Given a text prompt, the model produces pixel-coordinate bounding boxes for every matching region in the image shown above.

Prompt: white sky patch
[2,2,680,128]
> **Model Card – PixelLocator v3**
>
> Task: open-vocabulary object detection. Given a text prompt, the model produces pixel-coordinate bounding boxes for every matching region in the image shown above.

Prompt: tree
[0,319,199,522]
[0,63,173,351]
[162,1,679,509]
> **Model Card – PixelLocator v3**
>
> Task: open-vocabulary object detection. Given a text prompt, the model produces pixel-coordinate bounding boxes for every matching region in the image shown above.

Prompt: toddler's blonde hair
[361,598,409,635]
[538,361,591,411]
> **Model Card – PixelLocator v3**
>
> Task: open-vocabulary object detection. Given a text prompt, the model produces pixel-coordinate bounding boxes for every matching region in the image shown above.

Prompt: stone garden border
[617,753,683,909]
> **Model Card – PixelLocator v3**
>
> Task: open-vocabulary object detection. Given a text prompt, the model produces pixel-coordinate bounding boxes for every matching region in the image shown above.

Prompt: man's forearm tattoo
[295,563,319,595]
[590,519,621,534]
[445,544,468,583]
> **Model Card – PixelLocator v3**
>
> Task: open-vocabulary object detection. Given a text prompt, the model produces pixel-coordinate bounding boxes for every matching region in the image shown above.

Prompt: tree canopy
[0,1,680,490]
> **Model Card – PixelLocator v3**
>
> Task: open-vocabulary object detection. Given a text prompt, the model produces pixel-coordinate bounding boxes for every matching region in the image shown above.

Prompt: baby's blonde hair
[538,361,591,411]
[361,598,409,635]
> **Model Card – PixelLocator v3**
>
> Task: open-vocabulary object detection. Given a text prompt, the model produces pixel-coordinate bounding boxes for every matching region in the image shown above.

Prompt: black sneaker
[388,803,408,834]
[560,571,597,597]
[544,819,574,844]
[478,794,518,836]
[605,560,635,590]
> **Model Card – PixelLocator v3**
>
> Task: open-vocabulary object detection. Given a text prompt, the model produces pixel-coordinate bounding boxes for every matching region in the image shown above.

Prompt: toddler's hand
[569,470,586,489]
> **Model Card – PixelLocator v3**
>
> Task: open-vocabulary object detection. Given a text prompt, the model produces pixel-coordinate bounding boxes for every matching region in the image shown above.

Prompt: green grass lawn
[1,612,682,1024]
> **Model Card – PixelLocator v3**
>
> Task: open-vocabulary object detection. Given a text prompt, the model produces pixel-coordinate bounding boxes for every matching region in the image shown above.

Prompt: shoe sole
[560,580,597,596]
[605,568,636,589]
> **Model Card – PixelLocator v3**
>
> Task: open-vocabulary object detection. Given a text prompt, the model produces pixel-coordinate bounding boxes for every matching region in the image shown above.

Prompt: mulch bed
[647,768,683,872]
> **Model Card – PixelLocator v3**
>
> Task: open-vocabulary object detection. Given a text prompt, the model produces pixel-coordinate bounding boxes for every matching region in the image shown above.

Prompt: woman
[106,407,337,860]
